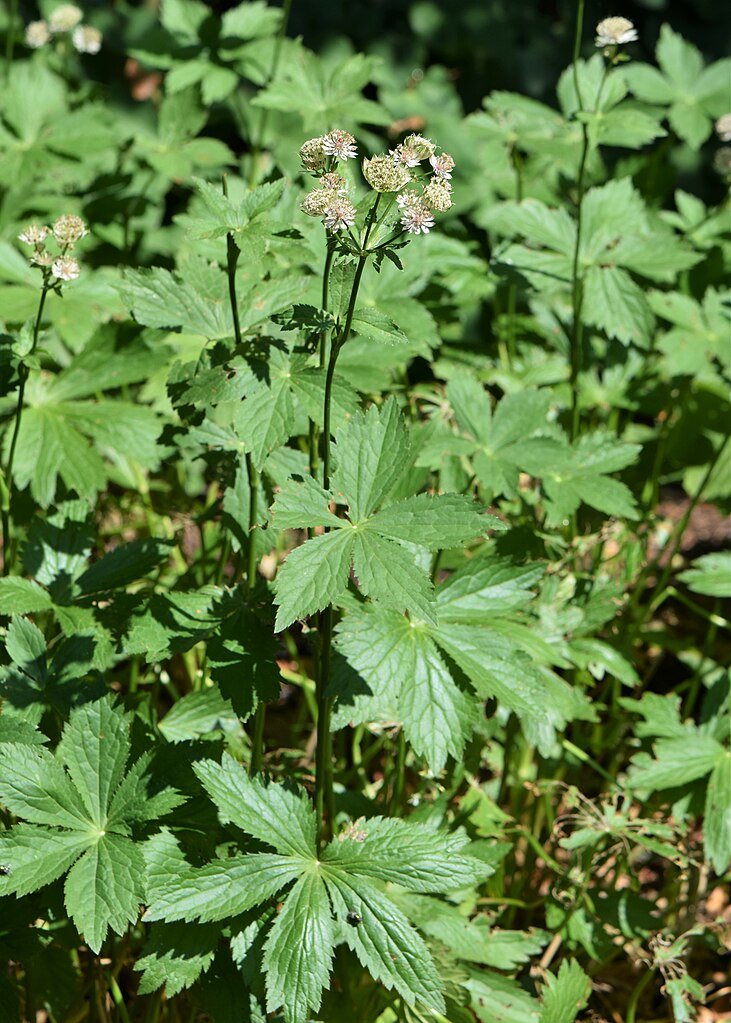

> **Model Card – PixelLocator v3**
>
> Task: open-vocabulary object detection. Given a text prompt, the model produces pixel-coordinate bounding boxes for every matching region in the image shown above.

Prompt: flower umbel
[18,225,50,246]
[423,178,453,212]
[322,129,358,161]
[400,197,435,235]
[72,25,102,54]
[25,20,51,48]
[363,154,411,192]
[51,257,81,282]
[48,4,83,33]
[595,16,638,48]
[429,152,455,179]
[322,196,356,232]
[52,214,88,249]
[299,136,327,171]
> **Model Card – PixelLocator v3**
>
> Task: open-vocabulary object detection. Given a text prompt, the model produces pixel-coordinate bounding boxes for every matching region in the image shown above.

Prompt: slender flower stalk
[221,176,265,772]
[2,285,49,575]
[314,195,381,850]
[569,0,588,443]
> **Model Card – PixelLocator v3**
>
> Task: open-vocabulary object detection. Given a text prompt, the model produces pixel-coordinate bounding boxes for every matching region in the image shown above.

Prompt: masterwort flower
[25,20,51,48]
[322,196,356,232]
[72,24,102,54]
[301,188,337,218]
[429,152,455,179]
[595,16,638,48]
[423,178,453,212]
[322,129,358,161]
[403,134,435,160]
[319,172,347,193]
[52,214,88,248]
[399,195,435,235]
[391,141,423,168]
[362,154,411,192]
[51,257,81,282]
[715,114,731,143]
[48,4,83,33]
[299,136,327,171]
[31,251,54,268]
[18,224,49,246]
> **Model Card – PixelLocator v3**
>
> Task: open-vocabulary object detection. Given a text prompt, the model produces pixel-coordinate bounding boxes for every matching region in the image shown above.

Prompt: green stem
[309,233,336,484]
[625,967,655,1023]
[222,176,266,772]
[314,209,376,850]
[389,729,406,814]
[569,0,587,443]
[2,284,48,575]
[108,975,131,1023]
[248,0,293,187]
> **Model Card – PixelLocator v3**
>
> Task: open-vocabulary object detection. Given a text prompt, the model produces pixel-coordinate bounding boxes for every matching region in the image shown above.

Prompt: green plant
[0,2,730,1021]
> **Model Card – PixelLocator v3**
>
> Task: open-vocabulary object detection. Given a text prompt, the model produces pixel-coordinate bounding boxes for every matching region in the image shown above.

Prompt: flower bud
[423,178,453,212]
[52,214,88,248]
[362,155,411,192]
[299,137,327,171]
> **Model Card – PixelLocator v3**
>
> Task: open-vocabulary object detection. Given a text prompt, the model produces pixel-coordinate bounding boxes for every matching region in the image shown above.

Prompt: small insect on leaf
[346,911,362,926]
[0,865,11,876]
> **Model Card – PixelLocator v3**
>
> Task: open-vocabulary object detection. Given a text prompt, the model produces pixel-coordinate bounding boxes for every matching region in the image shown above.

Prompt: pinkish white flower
[400,198,435,235]
[18,224,49,245]
[595,16,637,47]
[72,24,102,54]
[299,136,327,171]
[322,129,358,161]
[52,214,87,247]
[51,257,81,281]
[48,4,83,33]
[323,196,356,232]
[25,20,51,48]
[429,152,455,179]
[31,251,54,268]
[390,142,422,168]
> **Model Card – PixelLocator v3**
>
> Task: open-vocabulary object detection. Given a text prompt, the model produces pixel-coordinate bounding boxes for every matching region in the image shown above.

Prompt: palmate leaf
[273,400,495,630]
[419,375,553,500]
[144,754,488,1020]
[333,554,591,768]
[252,47,389,130]
[0,697,178,952]
[625,24,731,149]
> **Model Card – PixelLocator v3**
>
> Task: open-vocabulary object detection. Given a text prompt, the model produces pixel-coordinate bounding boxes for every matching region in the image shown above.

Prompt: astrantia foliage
[0,696,181,952]
[0,2,730,1021]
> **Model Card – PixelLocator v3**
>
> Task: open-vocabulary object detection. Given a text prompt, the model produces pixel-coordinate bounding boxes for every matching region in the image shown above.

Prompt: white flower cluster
[18,214,88,283]
[25,5,102,54]
[389,135,454,236]
[299,128,454,237]
[594,16,637,49]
